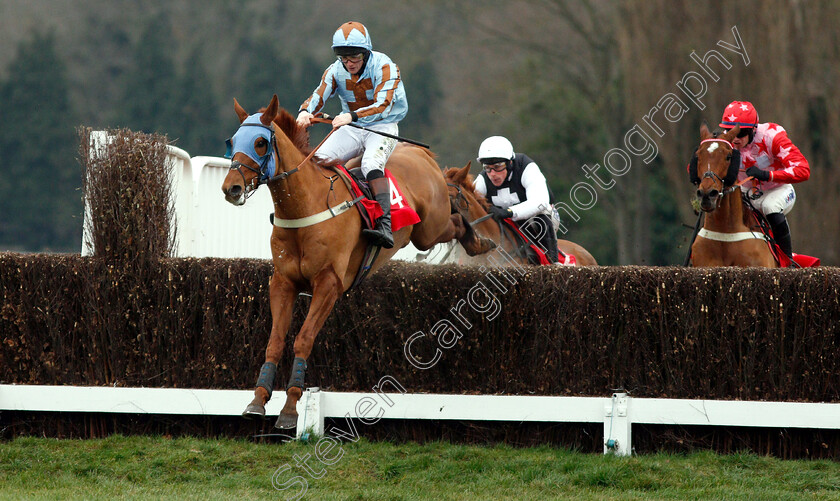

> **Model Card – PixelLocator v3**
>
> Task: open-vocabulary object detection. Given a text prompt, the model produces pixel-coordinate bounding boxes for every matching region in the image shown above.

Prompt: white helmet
[477,136,514,164]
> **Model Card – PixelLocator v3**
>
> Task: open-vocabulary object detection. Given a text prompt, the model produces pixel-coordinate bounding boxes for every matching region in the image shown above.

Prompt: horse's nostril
[228,185,242,197]
[696,190,703,198]
[709,190,719,198]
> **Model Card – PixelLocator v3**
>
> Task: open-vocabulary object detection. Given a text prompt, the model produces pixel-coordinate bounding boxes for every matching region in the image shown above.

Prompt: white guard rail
[3,385,839,456]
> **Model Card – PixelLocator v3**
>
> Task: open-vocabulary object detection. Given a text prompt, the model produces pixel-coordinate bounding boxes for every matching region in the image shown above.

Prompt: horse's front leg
[276,268,343,429]
[242,275,296,419]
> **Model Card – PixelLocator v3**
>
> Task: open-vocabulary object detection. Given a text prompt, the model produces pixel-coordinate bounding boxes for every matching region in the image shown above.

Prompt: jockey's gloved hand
[746,166,771,182]
[488,206,513,221]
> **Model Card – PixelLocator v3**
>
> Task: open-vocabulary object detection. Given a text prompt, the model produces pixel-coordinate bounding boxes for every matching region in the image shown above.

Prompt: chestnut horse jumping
[690,124,777,267]
[444,163,598,266]
[222,95,494,428]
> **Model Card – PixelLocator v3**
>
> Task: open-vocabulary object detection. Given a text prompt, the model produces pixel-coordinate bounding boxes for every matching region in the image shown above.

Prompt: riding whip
[682,211,704,267]
[318,114,430,149]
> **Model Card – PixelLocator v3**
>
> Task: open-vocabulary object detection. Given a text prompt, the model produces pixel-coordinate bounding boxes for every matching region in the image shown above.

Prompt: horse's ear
[700,122,712,140]
[233,98,249,124]
[261,95,280,126]
[722,126,740,142]
[451,162,470,183]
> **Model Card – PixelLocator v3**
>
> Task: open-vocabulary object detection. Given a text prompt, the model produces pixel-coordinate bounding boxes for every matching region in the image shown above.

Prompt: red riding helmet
[719,101,759,129]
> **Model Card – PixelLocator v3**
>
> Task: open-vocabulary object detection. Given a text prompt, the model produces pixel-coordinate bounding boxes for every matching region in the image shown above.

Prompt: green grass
[1,435,839,500]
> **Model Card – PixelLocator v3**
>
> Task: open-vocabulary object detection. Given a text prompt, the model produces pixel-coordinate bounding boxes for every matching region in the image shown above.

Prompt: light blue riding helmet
[331,21,373,56]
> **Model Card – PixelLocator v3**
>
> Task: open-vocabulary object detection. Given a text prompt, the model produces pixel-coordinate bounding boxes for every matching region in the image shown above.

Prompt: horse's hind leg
[242,276,296,419]
[276,268,343,429]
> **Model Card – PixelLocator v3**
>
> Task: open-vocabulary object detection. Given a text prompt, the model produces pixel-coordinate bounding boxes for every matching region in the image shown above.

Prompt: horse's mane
[257,106,312,155]
[443,166,490,210]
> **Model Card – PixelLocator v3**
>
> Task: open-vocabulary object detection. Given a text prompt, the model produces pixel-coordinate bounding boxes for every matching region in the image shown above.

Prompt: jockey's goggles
[337,53,365,63]
[482,161,508,173]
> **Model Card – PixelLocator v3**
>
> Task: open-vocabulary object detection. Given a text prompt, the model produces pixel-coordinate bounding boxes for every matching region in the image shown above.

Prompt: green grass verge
[1,435,839,500]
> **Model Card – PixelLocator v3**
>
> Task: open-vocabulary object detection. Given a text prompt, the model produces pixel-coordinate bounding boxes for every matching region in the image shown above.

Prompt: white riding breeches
[745,184,796,215]
[314,122,399,178]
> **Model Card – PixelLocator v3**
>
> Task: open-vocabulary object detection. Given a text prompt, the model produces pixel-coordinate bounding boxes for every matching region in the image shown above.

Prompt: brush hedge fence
[2,253,839,404]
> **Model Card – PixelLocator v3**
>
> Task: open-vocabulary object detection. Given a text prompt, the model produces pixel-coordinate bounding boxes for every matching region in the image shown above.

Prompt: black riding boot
[524,214,558,264]
[362,176,394,249]
[766,212,793,260]
[537,216,560,264]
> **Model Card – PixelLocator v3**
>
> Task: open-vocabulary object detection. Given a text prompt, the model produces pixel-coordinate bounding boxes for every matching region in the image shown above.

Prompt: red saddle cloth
[781,252,820,268]
[334,166,420,231]
[503,219,576,266]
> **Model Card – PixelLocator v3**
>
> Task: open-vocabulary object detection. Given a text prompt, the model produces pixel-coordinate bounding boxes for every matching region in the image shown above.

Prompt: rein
[447,179,559,262]
[229,118,354,229]
[471,214,493,226]
[264,122,337,184]
[445,181,496,227]
[229,119,338,193]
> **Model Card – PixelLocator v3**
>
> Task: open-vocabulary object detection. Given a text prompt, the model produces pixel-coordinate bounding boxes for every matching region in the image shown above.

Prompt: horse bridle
[227,117,344,203]
[227,123,277,198]
[446,183,468,212]
[698,138,740,208]
[446,182,494,228]
[446,180,543,261]
[227,123,302,199]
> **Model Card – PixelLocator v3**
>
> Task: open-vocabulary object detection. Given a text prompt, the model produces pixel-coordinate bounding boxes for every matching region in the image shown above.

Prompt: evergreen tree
[0,31,80,251]
[400,60,443,143]
[116,14,178,135]
[170,48,223,156]
[230,36,286,112]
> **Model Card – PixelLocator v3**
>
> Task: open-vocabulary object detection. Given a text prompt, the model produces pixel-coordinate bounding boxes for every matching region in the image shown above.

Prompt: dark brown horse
[690,124,777,267]
[443,162,598,266]
[221,95,494,428]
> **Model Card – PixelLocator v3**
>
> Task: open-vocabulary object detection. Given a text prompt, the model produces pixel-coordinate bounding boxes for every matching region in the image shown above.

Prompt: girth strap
[270,196,364,228]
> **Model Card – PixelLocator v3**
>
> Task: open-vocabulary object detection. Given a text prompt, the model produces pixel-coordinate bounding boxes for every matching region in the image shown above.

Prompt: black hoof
[275,412,298,429]
[242,403,266,420]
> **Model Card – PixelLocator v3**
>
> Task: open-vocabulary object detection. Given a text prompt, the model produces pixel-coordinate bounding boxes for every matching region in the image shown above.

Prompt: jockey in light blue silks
[296,21,408,249]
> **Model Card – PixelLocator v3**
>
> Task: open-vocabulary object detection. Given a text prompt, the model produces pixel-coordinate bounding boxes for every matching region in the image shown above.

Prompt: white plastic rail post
[603,392,632,456]
[296,387,324,440]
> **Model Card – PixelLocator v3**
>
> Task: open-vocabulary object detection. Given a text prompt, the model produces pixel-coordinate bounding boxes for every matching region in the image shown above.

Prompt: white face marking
[706,142,720,153]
